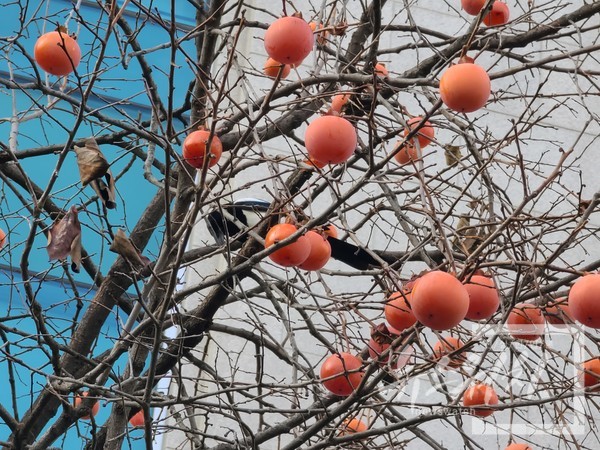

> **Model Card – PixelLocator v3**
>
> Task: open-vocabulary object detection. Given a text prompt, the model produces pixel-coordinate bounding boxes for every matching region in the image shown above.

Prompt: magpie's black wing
[327,236,381,270]
[206,199,271,245]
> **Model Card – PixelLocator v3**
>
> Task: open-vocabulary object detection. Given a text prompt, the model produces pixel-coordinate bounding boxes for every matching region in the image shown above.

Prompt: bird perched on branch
[206,199,384,270]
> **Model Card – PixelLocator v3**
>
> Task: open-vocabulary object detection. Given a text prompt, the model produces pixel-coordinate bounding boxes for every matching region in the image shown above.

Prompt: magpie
[206,199,383,270]
[206,198,272,246]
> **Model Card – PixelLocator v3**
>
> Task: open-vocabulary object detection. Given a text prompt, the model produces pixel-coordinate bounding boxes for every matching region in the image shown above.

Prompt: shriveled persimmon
[507,303,545,341]
[264,57,291,78]
[74,392,100,420]
[404,117,434,148]
[483,1,510,26]
[568,274,600,328]
[297,230,331,271]
[34,30,81,76]
[384,291,417,332]
[580,357,600,392]
[264,16,314,66]
[432,336,466,369]
[320,352,364,396]
[410,271,469,330]
[264,224,310,267]
[182,129,222,169]
[439,60,490,113]
[305,115,357,164]
[463,275,499,320]
[462,384,499,417]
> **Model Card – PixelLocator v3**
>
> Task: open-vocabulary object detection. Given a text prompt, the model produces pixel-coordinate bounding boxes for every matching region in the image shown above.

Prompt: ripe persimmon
[182,129,222,169]
[580,358,600,392]
[339,417,368,435]
[505,444,533,450]
[129,410,145,427]
[309,21,328,45]
[264,57,291,78]
[462,384,499,417]
[393,143,420,165]
[297,230,331,271]
[410,271,469,330]
[568,274,600,328]
[375,62,388,77]
[305,115,357,164]
[74,392,100,420]
[265,223,311,267]
[439,60,490,113]
[432,336,466,369]
[0,228,6,249]
[404,117,434,148]
[461,0,485,15]
[463,275,499,320]
[507,303,545,341]
[323,224,338,239]
[544,298,573,326]
[331,93,351,113]
[320,352,364,396]
[384,291,417,332]
[483,1,510,26]
[34,30,81,76]
[264,16,314,66]
[367,323,412,369]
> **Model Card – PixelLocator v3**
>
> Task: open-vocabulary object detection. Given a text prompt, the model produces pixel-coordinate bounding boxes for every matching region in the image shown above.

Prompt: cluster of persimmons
[21,1,590,447]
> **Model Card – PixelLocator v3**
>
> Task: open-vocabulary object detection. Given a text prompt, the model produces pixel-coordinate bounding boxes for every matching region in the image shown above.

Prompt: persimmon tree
[0,1,600,449]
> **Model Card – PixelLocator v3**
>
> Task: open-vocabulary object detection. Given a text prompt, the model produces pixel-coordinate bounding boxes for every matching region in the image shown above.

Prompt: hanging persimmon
[568,274,600,328]
[384,291,417,332]
[462,383,499,417]
[320,352,364,396]
[73,392,100,420]
[461,0,486,15]
[34,29,81,76]
[182,129,222,169]
[410,271,469,330]
[264,16,314,66]
[129,410,145,427]
[463,274,499,320]
[404,117,435,148]
[264,57,291,78]
[331,92,351,114]
[507,303,545,340]
[439,58,490,113]
[483,1,510,26]
[264,223,311,267]
[393,143,420,165]
[305,115,357,164]
[297,230,331,271]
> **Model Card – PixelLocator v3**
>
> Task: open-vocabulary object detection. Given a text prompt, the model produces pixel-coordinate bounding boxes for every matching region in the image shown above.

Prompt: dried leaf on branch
[74,138,110,185]
[46,205,82,273]
[110,228,150,269]
[74,137,116,209]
